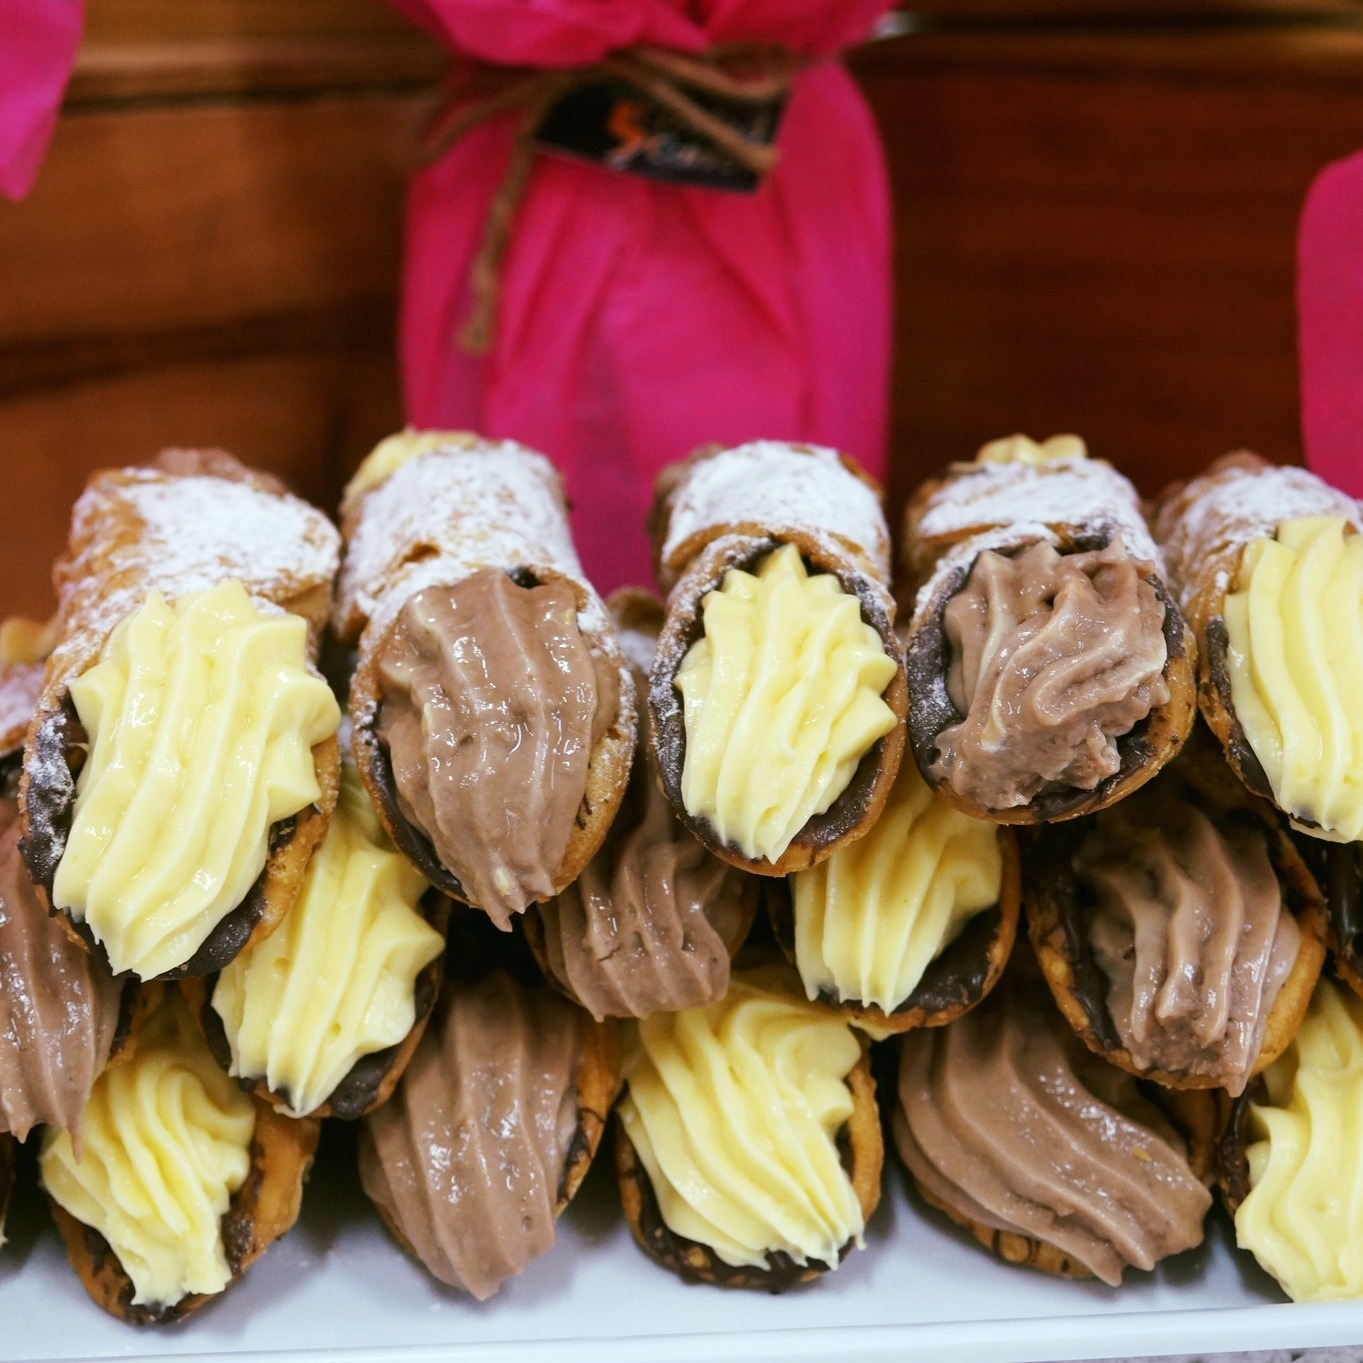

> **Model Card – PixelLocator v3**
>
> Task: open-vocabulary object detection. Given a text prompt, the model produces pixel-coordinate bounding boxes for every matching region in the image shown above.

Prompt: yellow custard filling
[53,581,341,979]
[1224,515,1363,840]
[617,966,864,1270]
[212,763,445,1117]
[791,756,1001,1013]
[1236,979,1363,1301]
[974,433,1086,466]
[40,989,256,1308]
[674,544,898,863]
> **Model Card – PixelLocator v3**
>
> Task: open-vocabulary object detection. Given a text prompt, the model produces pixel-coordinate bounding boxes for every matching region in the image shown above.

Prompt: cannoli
[198,755,448,1120]
[358,926,620,1300]
[615,962,882,1290]
[893,977,1213,1285]
[526,590,757,1019]
[774,751,1018,1032]
[902,435,1196,822]
[19,451,343,981]
[334,431,636,928]
[41,983,319,1324]
[1153,452,1363,842]
[647,441,908,876]
[1025,734,1326,1095]
[1219,978,1363,1301]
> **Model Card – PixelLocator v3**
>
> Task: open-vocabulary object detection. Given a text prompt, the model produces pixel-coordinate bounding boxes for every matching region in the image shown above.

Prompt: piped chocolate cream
[375,569,620,927]
[1076,786,1300,1095]
[358,971,584,1300]
[931,536,1169,810]
[535,662,754,1020]
[0,796,121,1141]
[894,986,1210,1286]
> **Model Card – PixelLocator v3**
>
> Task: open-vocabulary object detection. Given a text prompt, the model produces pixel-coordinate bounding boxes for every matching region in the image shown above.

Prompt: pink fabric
[1299,148,1363,497]
[391,0,893,592]
[0,0,82,200]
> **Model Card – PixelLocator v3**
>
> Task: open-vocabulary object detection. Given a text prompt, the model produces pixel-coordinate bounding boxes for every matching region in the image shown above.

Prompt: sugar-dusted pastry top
[1223,515,1363,841]
[536,660,752,1020]
[0,796,121,1141]
[931,536,1169,809]
[674,545,898,864]
[617,965,865,1271]
[791,753,1001,1012]
[359,972,583,1300]
[1237,978,1363,1301]
[1077,784,1299,1094]
[212,762,444,1117]
[40,989,256,1309]
[44,458,341,684]
[376,571,620,925]
[52,582,340,979]
[656,442,890,586]
[894,986,1210,1286]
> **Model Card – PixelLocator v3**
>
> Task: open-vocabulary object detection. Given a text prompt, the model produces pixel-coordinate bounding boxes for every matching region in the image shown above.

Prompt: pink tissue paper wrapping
[387,0,894,592]
[1300,148,1363,498]
[0,0,82,201]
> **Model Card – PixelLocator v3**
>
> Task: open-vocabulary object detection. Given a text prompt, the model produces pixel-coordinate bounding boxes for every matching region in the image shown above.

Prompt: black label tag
[535,78,784,193]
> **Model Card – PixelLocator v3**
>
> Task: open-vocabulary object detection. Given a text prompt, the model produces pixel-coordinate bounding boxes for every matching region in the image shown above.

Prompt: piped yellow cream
[1235,979,1363,1301]
[617,966,865,1270]
[340,428,475,516]
[212,762,445,1117]
[40,989,256,1309]
[974,433,1087,466]
[53,581,340,979]
[791,756,1001,1013]
[674,544,898,863]
[1223,515,1363,841]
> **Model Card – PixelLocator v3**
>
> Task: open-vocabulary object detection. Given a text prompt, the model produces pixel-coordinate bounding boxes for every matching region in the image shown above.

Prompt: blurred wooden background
[3,0,1363,616]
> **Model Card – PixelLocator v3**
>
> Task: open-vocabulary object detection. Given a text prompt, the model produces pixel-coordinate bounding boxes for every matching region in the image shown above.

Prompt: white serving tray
[4,1123,1363,1363]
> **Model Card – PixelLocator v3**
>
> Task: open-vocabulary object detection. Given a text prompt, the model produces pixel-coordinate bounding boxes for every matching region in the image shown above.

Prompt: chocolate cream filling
[535,668,754,1020]
[1077,787,1299,1095]
[376,570,619,928]
[931,537,1169,810]
[358,972,583,1300]
[0,796,122,1141]
[894,986,1210,1286]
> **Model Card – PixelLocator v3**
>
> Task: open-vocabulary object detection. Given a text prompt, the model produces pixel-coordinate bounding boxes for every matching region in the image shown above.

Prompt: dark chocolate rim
[1292,835,1363,996]
[1216,1082,1259,1215]
[1023,776,1327,1089]
[47,1049,320,1325]
[616,1049,880,1291]
[648,535,908,875]
[356,566,633,911]
[0,1131,13,1238]
[767,829,1020,1032]
[19,691,320,979]
[905,529,1195,824]
[193,890,452,1121]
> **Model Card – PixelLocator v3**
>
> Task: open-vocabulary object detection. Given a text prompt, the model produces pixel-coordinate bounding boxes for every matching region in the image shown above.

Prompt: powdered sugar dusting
[1155,459,1363,614]
[660,443,889,580]
[335,440,608,647]
[0,662,41,752]
[48,469,340,680]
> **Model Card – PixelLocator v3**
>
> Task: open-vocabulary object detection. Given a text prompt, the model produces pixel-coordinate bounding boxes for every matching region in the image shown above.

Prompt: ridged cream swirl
[1225,515,1363,841]
[211,763,445,1117]
[358,972,583,1300]
[1237,978,1363,1301]
[617,966,865,1270]
[40,989,256,1308]
[535,663,752,1019]
[1078,787,1299,1094]
[792,755,1001,1012]
[53,581,340,978]
[932,536,1169,809]
[894,987,1210,1285]
[0,797,122,1140]
[377,570,618,927]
